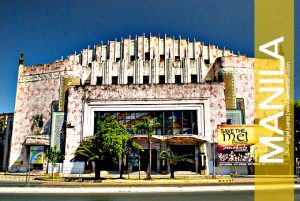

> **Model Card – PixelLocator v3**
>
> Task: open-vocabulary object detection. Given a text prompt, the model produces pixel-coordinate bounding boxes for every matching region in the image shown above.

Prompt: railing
[0,166,84,187]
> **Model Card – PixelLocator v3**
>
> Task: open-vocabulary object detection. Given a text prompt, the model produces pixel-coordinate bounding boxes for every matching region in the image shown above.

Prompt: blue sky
[0,0,298,113]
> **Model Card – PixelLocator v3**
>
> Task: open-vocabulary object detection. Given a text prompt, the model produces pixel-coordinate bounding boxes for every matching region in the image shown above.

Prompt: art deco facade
[10,34,254,174]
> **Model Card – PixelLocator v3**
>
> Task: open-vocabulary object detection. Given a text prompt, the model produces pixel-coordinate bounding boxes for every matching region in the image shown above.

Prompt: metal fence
[0,166,84,187]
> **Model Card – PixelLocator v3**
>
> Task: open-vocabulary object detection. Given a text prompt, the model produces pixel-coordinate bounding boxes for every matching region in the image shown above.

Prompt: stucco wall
[65,83,226,161]
[9,60,83,167]
[218,56,255,124]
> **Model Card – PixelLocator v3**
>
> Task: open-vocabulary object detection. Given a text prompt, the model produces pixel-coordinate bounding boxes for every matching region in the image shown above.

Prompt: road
[1,188,300,201]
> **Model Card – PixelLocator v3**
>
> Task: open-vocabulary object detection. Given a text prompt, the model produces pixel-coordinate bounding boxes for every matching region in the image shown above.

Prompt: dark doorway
[170,145,195,172]
[139,149,157,172]
[101,157,119,171]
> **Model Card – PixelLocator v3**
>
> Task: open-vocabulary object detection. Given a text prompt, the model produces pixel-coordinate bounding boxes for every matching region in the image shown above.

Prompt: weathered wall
[218,56,254,124]
[9,60,82,167]
[65,83,226,161]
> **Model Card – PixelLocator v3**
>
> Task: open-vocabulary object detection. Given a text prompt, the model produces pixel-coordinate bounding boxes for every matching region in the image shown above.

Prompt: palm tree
[132,117,154,180]
[158,150,194,179]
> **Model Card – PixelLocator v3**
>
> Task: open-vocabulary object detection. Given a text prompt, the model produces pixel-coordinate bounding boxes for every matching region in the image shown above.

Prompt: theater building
[9,34,254,174]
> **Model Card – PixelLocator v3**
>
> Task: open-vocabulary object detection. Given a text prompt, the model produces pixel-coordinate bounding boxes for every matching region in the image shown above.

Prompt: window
[145,52,150,61]
[191,74,197,83]
[127,76,133,84]
[96,77,103,85]
[159,75,165,84]
[226,110,243,124]
[160,55,165,62]
[94,110,198,135]
[143,76,149,84]
[175,75,181,84]
[175,56,180,61]
[130,55,135,61]
[116,58,121,62]
[236,98,245,110]
[112,76,118,85]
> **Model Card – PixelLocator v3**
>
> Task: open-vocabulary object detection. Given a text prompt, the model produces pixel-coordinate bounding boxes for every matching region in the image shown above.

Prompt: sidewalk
[1,171,298,188]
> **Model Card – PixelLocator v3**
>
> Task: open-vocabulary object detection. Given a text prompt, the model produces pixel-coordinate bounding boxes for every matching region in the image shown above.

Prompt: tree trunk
[170,165,175,179]
[52,163,54,178]
[119,152,124,179]
[95,161,101,180]
[146,134,152,180]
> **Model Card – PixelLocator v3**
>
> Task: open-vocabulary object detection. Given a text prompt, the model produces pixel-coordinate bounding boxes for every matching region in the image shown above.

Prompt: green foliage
[295,100,300,111]
[131,117,154,180]
[45,146,64,165]
[158,150,194,179]
[132,117,154,136]
[0,118,5,135]
[158,150,194,165]
[75,116,130,162]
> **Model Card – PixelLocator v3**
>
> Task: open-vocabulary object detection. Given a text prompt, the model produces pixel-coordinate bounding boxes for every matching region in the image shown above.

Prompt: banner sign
[218,125,256,166]
[29,146,44,164]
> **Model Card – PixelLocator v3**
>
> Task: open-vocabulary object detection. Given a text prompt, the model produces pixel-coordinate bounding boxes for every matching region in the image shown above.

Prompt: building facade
[0,113,14,170]
[9,34,254,174]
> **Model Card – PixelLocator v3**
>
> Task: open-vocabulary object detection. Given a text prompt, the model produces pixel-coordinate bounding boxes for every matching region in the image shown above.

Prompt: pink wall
[65,83,226,160]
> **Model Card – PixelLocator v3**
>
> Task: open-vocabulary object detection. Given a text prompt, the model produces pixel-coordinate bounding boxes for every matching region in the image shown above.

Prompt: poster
[29,146,44,165]
[218,125,256,166]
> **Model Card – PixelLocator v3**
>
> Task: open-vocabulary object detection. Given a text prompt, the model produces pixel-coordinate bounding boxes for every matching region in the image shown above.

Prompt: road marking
[0,185,300,194]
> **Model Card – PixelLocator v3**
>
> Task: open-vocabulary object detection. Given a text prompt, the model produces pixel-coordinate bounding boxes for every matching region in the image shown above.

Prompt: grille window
[96,77,103,85]
[159,75,165,84]
[127,76,133,84]
[112,76,118,85]
[175,75,181,84]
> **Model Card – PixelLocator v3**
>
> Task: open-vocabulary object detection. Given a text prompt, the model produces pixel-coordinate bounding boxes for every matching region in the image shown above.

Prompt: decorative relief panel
[19,72,60,83]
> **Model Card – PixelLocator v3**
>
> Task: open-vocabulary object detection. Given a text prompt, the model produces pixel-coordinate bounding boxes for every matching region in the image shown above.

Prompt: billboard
[29,146,44,165]
[217,125,257,166]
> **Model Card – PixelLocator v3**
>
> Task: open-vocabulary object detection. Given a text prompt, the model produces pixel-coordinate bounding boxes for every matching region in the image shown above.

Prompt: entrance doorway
[170,145,195,172]
[139,149,157,172]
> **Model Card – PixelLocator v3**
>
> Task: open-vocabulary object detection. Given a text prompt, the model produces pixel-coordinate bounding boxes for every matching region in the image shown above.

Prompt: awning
[25,135,50,146]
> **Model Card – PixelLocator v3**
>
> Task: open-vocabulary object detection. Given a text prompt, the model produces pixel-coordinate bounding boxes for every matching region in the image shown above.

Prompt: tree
[119,140,142,179]
[158,150,194,179]
[0,117,5,135]
[75,116,130,180]
[132,117,154,180]
[45,146,64,178]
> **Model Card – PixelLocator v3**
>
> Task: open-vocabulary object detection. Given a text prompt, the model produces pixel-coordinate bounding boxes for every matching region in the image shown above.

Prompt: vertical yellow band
[255,0,294,200]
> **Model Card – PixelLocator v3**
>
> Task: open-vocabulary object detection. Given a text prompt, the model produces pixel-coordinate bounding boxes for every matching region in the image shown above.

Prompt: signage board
[29,146,44,164]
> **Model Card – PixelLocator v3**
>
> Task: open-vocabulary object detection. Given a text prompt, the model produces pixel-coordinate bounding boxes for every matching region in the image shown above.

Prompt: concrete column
[139,60,144,84]
[166,59,172,83]
[157,149,160,173]
[167,144,171,173]
[204,142,210,175]
[181,60,184,83]
[136,59,143,84]
[195,144,199,173]
[123,60,128,84]
[197,58,202,82]
[155,59,159,84]
[117,60,121,84]
[103,61,107,84]
[2,118,12,167]
[186,58,191,83]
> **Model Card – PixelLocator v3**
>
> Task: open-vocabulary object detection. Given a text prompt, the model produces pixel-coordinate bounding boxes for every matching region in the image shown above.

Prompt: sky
[0,0,299,113]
